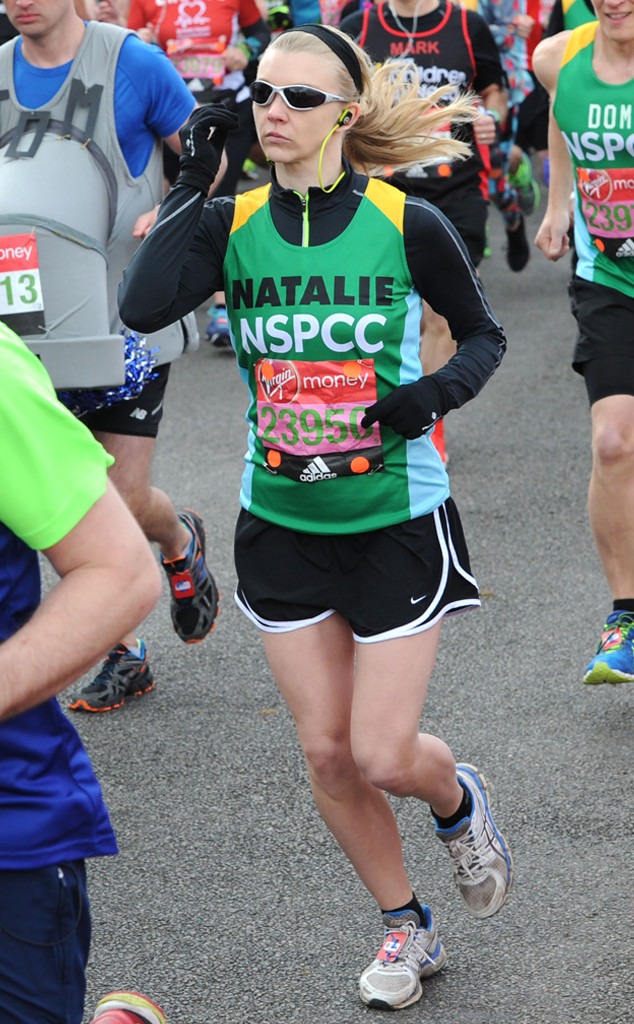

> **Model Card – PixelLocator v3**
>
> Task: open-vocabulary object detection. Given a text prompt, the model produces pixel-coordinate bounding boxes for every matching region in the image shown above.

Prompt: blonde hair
[265,27,479,176]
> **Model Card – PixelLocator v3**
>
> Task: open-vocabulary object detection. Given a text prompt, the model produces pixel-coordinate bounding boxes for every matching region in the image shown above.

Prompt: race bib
[405,124,453,178]
[167,41,225,83]
[255,357,384,483]
[0,232,45,334]
[578,166,634,260]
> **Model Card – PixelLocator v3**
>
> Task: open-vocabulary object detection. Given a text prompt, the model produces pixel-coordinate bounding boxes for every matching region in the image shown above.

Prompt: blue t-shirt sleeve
[115,35,195,177]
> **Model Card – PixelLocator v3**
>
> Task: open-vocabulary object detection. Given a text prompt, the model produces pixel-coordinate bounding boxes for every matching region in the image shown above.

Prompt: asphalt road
[60,189,633,1024]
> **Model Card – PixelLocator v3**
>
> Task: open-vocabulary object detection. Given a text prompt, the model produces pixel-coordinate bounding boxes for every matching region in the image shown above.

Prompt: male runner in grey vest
[0,0,226,709]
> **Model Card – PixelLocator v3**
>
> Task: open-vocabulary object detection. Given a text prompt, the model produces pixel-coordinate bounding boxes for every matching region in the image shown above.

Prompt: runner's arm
[404,199,506,414]
[533,33,573,261]
[0,482,162,721]
[120,183,231,331]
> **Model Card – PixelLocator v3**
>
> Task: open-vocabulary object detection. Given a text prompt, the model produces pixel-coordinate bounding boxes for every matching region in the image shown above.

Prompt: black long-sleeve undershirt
[119,166,506,418]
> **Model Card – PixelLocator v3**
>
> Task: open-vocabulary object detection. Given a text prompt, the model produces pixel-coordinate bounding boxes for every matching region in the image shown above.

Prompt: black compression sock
[381,893,428,925]
[431,782,472,830]
[613,600,634,614]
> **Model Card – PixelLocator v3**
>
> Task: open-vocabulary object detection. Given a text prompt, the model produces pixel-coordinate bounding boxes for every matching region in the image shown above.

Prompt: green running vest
[555,22,634,296]
[562,0,596,31]
[223,178,449,534]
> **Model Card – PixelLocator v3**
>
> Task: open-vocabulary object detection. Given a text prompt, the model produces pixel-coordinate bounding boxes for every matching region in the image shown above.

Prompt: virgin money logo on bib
[579,168,612,203]
[257,359,301,403]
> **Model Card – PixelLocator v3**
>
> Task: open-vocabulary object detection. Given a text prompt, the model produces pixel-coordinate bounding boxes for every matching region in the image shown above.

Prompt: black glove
[361,377,445,440]
[178,105,241,195]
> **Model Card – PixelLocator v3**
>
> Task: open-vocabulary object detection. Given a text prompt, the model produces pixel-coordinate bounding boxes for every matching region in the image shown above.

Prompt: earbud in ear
[338,109,353,126]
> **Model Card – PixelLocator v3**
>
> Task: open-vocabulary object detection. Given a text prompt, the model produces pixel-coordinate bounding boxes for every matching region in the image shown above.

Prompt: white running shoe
[436,763,514,919]
[359,906,447,1010]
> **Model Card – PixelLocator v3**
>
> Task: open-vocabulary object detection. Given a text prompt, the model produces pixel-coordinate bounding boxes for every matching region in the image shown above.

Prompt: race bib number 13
[0,233,45,334]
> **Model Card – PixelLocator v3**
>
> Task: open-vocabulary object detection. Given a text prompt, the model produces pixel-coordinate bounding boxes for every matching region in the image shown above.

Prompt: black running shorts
[80,364,171,438]
[569,276,634,400]
[234,499,481,642]
[431,192,488,268]
[515,76,549,154]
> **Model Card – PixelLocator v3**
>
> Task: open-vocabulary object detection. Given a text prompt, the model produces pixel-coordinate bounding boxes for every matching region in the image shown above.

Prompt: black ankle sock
[381,893,427,925]
[431,782,472,830]
[613,600,634,614]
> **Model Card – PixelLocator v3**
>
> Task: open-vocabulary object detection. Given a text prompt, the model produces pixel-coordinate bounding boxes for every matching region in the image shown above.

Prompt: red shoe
[90,991,166,1024]
[430,418,448,466]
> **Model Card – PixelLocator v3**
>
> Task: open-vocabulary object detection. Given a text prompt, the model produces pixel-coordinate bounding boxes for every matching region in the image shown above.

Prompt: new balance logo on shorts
[129,408,148,420]
[299,455,337,482]
[615,239,634,258]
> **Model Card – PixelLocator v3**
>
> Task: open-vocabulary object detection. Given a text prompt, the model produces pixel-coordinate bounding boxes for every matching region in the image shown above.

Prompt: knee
[593,421,634,472]
[303,733,357,798]
[352,738,415,798]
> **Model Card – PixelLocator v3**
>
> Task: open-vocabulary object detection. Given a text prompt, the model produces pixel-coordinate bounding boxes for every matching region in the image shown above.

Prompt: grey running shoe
[161,510,219,644]
[68,641,154,713]
[359,907,447,1010]
[436,763,514,919]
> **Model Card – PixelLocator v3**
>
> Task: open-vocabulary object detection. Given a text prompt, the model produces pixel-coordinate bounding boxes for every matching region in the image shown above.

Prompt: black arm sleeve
[240,17,271,57]
[404,197,507,415]
[467,11,506,94]
[118,185,232,335]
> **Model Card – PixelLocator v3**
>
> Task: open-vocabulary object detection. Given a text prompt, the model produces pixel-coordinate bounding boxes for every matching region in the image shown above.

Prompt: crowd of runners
[1,0,633,1020]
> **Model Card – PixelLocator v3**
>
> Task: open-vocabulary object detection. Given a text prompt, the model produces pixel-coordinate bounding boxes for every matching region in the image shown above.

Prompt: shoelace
[600,613,634,650]
[446,824,494,882]
[91,648,126,687]
[380,923,437,972]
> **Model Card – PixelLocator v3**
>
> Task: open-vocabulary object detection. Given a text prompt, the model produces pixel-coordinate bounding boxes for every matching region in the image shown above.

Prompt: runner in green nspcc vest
[119,23,513,1013]
[535,9,634,688]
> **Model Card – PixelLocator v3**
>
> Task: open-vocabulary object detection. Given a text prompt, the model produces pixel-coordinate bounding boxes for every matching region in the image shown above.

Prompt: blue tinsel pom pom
[57,330,158,417]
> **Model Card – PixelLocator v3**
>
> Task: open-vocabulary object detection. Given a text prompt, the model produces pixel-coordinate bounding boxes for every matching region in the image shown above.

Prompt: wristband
[237,36,263,61]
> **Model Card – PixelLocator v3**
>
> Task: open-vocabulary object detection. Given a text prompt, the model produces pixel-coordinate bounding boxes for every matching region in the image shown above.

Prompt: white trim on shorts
[233,505,480,643]
[357,505,480,644]
[234,591,336,634]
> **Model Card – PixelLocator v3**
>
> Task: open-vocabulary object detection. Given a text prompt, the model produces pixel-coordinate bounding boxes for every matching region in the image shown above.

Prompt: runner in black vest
[342,0,505,264]
[341,0,507,463]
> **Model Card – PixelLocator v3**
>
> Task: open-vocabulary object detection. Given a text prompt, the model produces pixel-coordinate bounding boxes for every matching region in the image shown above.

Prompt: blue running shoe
[205,305,232,349]
[436,763,514,919]
[359,906,447,1010]
[584,611,634,685]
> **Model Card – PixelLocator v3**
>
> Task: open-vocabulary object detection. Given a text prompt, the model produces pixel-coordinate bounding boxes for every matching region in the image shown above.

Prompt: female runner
[119,24,513,1012]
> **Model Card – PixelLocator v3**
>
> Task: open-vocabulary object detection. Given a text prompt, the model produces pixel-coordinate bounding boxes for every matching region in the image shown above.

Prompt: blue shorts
[0,861,91,1024]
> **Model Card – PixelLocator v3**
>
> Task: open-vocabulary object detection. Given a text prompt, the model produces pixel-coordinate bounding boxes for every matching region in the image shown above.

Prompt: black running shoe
[68,641,155,713]
[161,510,219,643]
[506,214,530,272]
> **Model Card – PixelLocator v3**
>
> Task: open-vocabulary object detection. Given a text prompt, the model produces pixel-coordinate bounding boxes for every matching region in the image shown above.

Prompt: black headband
[287,25,364,95]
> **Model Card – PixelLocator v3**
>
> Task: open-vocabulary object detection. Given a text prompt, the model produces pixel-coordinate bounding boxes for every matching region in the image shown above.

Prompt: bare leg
[263,614,461,910]
[588,394,634,599]
[92,431,190,646]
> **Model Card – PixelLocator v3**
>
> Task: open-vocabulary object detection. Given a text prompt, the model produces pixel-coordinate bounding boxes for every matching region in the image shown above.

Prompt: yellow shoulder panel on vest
[364,177,405,235]
[231,184,272,235]
[562,20,598,66]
